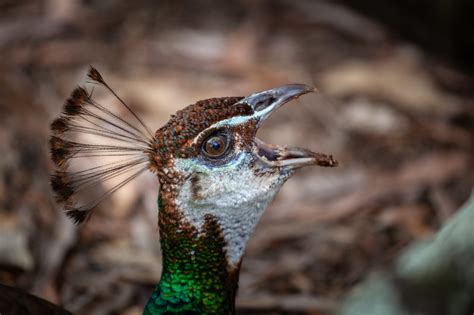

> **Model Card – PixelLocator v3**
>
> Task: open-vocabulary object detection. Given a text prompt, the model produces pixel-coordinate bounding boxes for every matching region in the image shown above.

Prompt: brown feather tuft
[50,117,69,135]
[51,171,74,202]
[87,66,105,84]
[64,206,92,224]
[63,87,88,116]
[49,136,72,167]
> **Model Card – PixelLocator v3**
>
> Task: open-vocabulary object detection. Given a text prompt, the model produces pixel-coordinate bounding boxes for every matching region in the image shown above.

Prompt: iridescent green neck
[144,195,239,315]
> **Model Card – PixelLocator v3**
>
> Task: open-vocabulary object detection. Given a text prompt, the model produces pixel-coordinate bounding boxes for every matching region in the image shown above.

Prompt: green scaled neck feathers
[144,196,239,315]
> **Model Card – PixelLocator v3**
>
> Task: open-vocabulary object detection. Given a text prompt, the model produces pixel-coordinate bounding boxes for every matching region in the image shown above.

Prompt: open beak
[239,84,338,169]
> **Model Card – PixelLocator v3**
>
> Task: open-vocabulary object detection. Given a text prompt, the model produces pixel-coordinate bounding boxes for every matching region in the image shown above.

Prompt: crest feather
[50,67,154,223]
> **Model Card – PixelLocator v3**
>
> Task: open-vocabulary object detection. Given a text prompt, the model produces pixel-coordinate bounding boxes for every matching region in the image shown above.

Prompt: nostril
[254,97,276,111]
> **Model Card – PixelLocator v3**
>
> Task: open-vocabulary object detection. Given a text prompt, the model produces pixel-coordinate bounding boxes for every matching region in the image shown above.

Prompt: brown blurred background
[0,1,473,314]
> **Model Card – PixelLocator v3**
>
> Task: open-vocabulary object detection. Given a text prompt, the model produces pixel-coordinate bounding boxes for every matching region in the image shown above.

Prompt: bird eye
[202,134,229,158]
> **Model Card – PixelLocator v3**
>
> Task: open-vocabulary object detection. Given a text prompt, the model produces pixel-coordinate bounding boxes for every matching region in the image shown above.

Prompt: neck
[144,194,240,315]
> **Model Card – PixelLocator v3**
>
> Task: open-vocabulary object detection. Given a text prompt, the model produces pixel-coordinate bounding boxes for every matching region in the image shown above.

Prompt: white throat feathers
[174,156,290,266]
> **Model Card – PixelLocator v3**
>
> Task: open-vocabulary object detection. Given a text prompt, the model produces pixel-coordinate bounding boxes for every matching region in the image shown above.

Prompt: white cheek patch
[174,157,287,267]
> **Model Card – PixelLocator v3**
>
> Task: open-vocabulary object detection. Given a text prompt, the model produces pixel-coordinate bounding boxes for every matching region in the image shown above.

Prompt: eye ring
[202,132,230,158]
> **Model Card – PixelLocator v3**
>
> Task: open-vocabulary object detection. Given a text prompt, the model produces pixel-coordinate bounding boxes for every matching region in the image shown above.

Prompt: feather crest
[50,67,154,223]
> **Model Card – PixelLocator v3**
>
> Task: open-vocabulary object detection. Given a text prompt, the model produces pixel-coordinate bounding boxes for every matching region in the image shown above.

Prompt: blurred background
[0,1,473,314]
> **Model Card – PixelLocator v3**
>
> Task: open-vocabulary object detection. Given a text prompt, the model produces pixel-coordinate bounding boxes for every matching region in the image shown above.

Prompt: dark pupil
[205,136,226,156]
[210,139,221,150]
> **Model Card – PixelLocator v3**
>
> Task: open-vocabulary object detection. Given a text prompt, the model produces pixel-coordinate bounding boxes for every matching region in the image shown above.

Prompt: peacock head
[149,84,338,265]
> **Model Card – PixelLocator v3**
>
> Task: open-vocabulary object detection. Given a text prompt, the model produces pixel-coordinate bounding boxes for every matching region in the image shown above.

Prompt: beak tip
[314,153,338,168]
[294,84,317,96]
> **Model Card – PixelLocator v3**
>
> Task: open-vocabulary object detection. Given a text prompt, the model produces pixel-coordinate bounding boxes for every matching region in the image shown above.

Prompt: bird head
[149,84,337,265]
